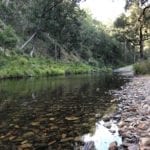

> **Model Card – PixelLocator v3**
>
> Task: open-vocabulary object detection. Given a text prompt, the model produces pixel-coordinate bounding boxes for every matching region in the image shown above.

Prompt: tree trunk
[54,43,57,61]
[124,39,127,62]
[139,25,144,59]
[30,47,35,57]
[20,32,37,50]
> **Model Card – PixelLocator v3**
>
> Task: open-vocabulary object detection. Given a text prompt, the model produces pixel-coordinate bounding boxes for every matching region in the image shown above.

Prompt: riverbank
[0,55,111,79]
[110,76,150,149]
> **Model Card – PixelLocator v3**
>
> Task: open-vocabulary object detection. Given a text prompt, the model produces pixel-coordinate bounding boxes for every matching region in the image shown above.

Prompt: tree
[125,0,150,58]
[114,1,150,59]
[79,13,124,65]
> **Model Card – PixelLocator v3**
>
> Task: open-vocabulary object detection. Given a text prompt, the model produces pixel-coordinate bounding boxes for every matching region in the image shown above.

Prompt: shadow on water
[0,73,128,150]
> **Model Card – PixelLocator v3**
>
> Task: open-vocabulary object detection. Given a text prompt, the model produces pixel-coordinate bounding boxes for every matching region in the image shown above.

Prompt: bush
[134,59,150,74]
[0,25,18,49]
[18,57,28,65]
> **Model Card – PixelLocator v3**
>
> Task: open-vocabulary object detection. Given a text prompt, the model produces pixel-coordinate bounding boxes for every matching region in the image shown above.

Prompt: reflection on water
[0,74,127,150]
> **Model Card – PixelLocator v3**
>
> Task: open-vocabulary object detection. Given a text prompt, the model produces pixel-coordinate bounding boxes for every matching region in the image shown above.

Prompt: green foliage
[79,14,124,66]
[125,0,149,9]
[134,59,150,74]
[0,0,130,71]
[0,25,18,49]
[0,55,103,79]
[114,14,128,28]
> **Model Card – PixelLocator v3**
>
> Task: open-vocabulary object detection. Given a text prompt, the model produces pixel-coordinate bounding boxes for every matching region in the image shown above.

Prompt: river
[0,73,128,150]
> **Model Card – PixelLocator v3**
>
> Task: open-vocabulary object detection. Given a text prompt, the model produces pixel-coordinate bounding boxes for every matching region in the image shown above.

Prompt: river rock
[23,132,34,138]
[111,99,117,103]
[9,136,16,141]
[21,140,28,145]
[74,136,81,142]
[103,122,111,129]
[140,137,150,147]
[60,137,74,142]
[102,115,111,122]
[127,144,139,150]
[145,96,150,101]
[48,140,56,145]
[19,143,32,149]
[34,143,48,149]
[95,113,101,119]
[31,121,40,126]
[109,129,116,134]
[118,121,126,128]
[113,114,121,121]
[65,116,79,121]
[138,123,148,130]
[108,141,118,150]
[61,134,67,139]
[83,141,95,150]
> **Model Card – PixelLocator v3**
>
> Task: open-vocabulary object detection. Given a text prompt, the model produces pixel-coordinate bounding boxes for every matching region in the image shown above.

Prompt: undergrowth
[134,59,150,75]
[0,54,111,79]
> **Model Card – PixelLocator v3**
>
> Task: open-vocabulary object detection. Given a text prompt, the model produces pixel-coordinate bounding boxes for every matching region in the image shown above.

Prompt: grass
[0,54,111,79]
[134,59,150,75]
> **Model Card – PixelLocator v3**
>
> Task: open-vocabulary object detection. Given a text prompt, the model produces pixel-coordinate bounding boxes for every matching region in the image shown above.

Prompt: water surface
[0,74,127,150]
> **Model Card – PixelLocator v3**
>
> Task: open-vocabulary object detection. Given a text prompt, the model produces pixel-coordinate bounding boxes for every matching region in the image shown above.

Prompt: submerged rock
[31,122,40,126]
[60,137,74,142]
[23,132,34,138]
[102,115,111,122]
[19,143,32,149]
[103,122,111,129]
[83,141,96,150]
[108,141,118,150]
[65,116,79,121]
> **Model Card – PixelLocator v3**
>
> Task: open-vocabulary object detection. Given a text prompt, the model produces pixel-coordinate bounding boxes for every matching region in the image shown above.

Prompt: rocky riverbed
[109,76,150,150]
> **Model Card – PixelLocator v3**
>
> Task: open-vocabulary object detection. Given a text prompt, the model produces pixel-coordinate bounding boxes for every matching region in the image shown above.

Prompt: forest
[0,0,150,78]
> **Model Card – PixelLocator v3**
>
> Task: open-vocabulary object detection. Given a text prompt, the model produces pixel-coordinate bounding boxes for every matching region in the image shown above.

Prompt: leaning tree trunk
[20,32,37,50]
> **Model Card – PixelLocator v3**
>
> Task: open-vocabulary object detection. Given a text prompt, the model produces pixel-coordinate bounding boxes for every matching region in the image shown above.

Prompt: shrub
[134,59,150,74]
[18,57,28,65]
[0,25,18,49]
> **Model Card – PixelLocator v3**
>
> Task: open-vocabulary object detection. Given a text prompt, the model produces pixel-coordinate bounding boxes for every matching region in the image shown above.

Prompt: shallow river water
[0,73,128,150]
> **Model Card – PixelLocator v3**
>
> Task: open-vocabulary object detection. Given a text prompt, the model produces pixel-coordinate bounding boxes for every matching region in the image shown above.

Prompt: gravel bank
[110,76,150,150]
